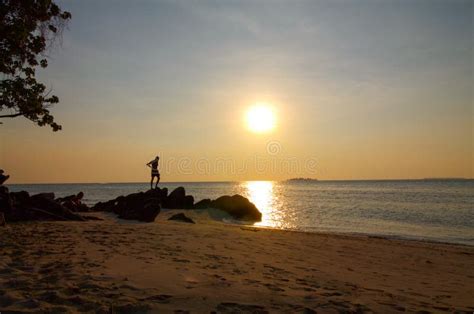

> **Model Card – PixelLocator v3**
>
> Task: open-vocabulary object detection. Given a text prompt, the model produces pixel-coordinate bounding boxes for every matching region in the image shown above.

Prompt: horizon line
[6,178,473,185]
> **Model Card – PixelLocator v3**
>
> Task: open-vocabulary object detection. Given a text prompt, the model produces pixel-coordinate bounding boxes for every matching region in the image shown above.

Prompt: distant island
[421,178,472,181]
[285,177,319,182]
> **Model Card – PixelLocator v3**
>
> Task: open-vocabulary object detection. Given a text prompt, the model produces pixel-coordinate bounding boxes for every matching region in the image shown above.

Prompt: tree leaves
[0,0,71,131]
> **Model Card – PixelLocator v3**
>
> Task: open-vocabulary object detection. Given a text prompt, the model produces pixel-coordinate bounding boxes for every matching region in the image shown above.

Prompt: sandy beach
[0,211,473,313]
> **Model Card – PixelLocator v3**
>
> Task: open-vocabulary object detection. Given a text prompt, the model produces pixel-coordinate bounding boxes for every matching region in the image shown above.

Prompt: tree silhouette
[0,0,71,131]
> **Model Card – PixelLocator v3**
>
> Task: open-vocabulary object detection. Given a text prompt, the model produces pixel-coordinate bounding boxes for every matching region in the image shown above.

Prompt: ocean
[7,180,474,246]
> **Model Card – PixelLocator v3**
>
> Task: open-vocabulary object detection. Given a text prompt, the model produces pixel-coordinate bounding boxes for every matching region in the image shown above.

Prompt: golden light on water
[245,104,276,133]
[242,181,291,229]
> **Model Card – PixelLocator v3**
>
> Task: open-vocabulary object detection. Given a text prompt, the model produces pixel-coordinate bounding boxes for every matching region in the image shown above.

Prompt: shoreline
[163,208,474,248]
[1,211,473,313]
[247,224,474,248]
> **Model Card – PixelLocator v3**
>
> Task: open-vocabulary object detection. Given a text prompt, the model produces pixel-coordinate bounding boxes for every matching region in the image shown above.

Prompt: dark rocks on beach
[56,192,90,212]
[162,187,194,209]
[193,195,261,221]
[168,213,195,224]
[0,186,13,213]
[1,180,263,224]
[90,187,193,222]
[91,188,164,222]
[0,188,85,222]
[33,192,55,200]
[91,199,117,212]
[29,193,85,221]
[115,192,161,222]
[0,212,5,227]
[210,195,262,221]
[194,198,211,209]
[144,187,168,199]
[90,186,262,223]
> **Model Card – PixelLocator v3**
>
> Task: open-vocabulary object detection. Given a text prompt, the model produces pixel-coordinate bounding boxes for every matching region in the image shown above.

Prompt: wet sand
[0,211,473,313]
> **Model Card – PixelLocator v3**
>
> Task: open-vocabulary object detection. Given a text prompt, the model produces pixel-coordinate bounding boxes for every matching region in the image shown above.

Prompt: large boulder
[118,194,161,222]
[210,194,262,221]
[91,188,166,222]
[114,192,161,222]
[162,187,194,209]
[184,195,194,209]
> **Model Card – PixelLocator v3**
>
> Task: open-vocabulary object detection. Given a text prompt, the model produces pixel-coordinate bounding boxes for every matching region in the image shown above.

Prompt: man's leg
[155,174,160,188]
[150,176,154,190]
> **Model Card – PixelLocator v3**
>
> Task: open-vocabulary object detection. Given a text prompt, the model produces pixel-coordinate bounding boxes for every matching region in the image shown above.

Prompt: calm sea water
[7,180,474,246]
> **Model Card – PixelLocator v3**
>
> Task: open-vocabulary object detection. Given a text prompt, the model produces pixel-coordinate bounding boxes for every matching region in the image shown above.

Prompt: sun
[246,104,276,133]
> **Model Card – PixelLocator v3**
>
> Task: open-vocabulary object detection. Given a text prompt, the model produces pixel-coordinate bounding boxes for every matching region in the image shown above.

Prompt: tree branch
[0,112,24,118]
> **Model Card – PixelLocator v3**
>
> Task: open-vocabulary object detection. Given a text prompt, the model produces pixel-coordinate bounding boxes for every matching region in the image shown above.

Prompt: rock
[91,188,168,222]
[56,192,89,212]
[56,192,82,203]
[114,191,161,222]
[194,198,211,209]
[0,186,12,213]
[10,191,30,205]
[91,199,117,212]
[0,169,9,185]
[63,201,89,212]
[184,195,194,209]
[144,188,168,199]
[32,192,55,200]
[0,212,5,227]
[3,190,85,222]
[210,194,262,221]
[162,187,193,209]
[29,194,85,221]
[168,213,195,224]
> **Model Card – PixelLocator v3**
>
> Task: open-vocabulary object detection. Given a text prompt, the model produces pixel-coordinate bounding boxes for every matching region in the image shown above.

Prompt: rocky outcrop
[193,194,262,221]
[162,187,194,209]
[91,189,163,222]
[56,192,90,212]
[210,195,262,221]
[90,186,263,223]
[90,187,195,222]
[0,184,262,224]
[168,213,195,224]
[0,188,85,222]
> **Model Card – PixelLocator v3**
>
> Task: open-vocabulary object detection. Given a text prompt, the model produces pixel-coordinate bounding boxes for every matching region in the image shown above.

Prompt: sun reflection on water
[241,181,291,229]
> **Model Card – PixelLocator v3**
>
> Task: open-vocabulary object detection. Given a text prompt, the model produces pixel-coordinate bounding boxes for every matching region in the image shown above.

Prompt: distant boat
[285,178,318,183]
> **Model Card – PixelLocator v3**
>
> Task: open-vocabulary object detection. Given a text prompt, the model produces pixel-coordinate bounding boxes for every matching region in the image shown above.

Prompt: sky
[1,0,472,183]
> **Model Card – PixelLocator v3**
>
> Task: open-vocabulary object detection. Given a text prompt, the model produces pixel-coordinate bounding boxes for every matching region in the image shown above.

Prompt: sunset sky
[1,0,472,183]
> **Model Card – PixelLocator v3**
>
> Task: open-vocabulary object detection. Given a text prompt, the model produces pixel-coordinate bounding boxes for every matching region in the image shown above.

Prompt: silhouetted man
[146,156,160,189]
